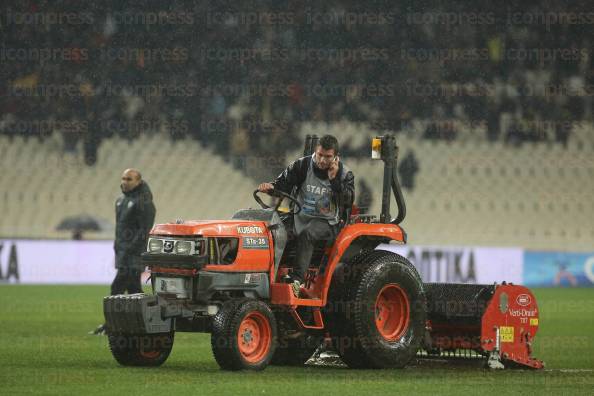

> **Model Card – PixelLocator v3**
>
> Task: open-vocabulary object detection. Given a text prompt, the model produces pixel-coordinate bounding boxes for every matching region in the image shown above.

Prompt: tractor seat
[231,209,287,278]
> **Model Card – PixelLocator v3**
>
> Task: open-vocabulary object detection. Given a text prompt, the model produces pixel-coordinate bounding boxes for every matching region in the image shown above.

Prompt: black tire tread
[327,249,426,369]
[211,299,277,371]
[326,250,376,368]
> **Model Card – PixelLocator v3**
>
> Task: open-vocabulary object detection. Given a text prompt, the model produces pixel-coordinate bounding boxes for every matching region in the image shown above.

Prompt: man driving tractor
[258,134,355,297]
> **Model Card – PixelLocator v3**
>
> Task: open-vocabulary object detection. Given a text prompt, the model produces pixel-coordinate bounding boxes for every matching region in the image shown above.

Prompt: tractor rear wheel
[107,332,174,366]
[211,299,277,370]
[327,250,426,368]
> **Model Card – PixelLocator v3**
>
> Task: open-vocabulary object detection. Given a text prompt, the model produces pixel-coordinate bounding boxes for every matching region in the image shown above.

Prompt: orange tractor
[104,135,543,370]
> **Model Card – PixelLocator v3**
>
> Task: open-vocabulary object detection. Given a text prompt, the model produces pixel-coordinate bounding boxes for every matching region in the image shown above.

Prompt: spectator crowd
[1,0,592,167]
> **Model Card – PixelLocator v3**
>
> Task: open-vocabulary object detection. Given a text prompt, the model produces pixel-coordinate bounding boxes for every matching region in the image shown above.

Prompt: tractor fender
[322,223,406,302]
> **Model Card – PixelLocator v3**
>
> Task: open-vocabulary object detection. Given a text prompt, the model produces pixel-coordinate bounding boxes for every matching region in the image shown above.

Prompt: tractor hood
[151,220,269,237]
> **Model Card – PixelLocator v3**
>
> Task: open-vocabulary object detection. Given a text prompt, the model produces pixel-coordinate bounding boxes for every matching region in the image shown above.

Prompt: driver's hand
[328,156,340,180]
[258,183,274,192]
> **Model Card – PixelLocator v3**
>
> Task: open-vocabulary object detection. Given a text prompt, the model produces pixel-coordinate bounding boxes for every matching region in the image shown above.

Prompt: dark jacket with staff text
[271,156,355,222]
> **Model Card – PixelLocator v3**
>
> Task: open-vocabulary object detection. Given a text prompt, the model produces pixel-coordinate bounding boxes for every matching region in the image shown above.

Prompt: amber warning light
[371,137,382,160]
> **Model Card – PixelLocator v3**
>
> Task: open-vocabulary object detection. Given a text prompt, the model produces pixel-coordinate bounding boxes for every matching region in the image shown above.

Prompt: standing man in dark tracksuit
[91,168,156,335]
[111,168,156,294]
[258,135,355,297]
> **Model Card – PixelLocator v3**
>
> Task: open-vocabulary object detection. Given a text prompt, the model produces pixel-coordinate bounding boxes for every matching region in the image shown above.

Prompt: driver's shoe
[291,280,302,298]
[89,324,106,335]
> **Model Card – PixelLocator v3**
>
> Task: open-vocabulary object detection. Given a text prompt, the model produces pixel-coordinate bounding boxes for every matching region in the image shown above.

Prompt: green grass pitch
[1,286,593,395]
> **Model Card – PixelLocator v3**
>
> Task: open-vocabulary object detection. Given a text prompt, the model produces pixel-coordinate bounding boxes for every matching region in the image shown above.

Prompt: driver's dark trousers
[293,219,338,282]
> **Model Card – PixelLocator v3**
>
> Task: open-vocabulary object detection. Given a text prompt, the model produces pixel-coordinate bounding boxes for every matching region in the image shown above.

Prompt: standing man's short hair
[318,135,339,154]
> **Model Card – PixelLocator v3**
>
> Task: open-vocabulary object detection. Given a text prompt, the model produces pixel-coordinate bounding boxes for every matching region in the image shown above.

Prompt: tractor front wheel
[211,299,277,370]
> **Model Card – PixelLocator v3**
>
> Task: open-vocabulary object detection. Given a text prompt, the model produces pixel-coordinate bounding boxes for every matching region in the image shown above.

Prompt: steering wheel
[253,189,302,215]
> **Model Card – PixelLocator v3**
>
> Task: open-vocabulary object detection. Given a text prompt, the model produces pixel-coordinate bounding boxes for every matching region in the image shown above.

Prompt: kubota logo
[516,294,531,306]
[237,226,263,234]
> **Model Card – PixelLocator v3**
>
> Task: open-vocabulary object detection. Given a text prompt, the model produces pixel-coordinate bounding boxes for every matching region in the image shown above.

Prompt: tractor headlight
[148,238,163,253]
[174,240,192,255]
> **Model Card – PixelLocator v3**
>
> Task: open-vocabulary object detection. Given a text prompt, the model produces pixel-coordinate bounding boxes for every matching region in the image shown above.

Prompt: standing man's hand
[328,156,340,180]
[258,183,274,192]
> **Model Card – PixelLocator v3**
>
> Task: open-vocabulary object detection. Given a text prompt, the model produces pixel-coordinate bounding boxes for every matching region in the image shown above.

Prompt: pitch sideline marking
[548,369,594,373]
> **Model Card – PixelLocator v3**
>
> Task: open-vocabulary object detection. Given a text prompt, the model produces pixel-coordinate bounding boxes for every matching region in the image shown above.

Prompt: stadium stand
[292,122,594,251]
[1,1,593,252]
[0,133,259,239]
[2,123,593,251]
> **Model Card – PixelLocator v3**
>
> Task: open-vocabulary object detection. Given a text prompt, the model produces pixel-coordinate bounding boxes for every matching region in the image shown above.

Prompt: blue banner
[523,251,594,287]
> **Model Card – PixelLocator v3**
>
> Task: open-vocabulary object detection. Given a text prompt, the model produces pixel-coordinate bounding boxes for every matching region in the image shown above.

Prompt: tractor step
[289,307,325,330]
[270,283,324,307]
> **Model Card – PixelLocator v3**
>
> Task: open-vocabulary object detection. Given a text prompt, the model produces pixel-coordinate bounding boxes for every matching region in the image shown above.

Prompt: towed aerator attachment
[421,283,544,369]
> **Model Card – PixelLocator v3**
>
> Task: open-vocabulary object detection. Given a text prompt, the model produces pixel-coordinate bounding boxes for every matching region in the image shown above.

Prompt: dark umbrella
[56,214,113,232]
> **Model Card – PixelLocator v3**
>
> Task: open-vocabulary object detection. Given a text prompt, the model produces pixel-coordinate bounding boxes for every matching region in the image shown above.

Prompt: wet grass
[1,286,592,395]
